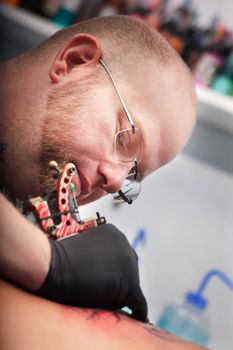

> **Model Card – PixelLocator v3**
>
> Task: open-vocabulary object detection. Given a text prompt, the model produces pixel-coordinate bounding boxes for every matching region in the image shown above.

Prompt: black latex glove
[36,224,148,322]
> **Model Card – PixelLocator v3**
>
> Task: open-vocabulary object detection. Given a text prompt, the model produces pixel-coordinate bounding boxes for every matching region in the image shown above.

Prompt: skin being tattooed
[0,141,7,163]
[0,279,209,350]
[84,308,188,343]
[85,308,188,344]
[56,302,208,349]
[143,323,188,344]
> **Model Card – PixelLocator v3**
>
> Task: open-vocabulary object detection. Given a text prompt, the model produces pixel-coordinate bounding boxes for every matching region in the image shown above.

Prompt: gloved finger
[126,286,148,322]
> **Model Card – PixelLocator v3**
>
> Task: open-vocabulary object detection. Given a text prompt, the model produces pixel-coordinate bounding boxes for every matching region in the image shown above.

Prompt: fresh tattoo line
[60,306,188,345]
[86,309,123,323]
[59,305,123,323]
[85,309,187,344]
[84,309,187,343]
[144,324,187,344]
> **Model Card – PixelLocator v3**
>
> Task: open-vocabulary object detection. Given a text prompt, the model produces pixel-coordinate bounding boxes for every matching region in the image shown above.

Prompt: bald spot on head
[157,60,197,167]
[136,55,197,174]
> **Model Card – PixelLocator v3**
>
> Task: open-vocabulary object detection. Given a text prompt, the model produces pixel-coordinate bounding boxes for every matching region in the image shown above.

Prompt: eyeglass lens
[113,173,141,203]
[115,128,143,163]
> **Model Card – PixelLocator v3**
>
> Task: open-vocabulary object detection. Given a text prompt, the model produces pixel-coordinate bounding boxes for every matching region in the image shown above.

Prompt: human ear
[49,34,101,83]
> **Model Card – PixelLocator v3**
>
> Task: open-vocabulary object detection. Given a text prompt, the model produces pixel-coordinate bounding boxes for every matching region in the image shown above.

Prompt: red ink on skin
[59,304,132,328]
[56,304,165,346]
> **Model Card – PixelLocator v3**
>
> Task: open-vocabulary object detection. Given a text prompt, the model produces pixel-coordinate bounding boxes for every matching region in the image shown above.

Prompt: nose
[98,161,130,194]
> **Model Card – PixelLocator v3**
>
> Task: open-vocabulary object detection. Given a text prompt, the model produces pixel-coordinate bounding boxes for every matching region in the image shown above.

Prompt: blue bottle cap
[185,291,208,310]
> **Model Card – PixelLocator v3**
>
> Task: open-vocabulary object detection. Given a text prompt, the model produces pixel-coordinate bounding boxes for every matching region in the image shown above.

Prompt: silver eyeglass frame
[99,59,142,204]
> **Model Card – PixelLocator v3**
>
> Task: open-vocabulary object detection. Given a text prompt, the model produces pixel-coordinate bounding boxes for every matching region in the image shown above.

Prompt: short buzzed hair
[31,15,195,122]
[35,15,176,68]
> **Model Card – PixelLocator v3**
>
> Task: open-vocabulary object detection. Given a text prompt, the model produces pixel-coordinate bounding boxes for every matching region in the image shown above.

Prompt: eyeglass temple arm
[99,59,135,134]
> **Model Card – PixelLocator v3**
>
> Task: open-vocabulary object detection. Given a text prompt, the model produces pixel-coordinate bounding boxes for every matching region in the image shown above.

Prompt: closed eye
[116,130,131,152]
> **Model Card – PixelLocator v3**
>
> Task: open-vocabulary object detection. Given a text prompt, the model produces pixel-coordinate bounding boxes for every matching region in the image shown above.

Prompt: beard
[38,70,101,197]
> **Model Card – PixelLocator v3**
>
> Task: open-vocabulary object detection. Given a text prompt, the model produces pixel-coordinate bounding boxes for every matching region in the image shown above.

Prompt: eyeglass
[99,59,143,204]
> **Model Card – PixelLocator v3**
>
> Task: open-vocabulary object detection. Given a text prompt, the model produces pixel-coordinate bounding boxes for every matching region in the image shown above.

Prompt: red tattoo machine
[25,161,106,239]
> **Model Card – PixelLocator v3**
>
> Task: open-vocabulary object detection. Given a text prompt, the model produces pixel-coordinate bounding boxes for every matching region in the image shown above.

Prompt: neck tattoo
[0,141,7,163]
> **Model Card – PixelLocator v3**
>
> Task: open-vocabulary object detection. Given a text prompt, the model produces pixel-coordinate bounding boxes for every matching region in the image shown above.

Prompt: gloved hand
[36,224,148,322]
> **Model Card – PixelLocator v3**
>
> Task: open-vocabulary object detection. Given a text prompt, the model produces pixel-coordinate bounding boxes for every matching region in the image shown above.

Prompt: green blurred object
[52,0,84,27]
[211,50,233,96]
[52,6,75,27]
[211,74,233,95]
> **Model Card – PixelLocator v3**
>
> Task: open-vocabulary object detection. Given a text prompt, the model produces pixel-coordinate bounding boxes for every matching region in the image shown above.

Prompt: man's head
[0,15,196,203]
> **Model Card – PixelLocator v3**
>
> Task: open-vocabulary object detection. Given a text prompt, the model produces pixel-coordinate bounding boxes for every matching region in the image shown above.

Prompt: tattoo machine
[24,161,106,239]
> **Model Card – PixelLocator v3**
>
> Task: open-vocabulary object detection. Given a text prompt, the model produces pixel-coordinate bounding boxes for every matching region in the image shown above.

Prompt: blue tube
[185,269,233,310]
[195,269,233,296]
[131,228,146,251]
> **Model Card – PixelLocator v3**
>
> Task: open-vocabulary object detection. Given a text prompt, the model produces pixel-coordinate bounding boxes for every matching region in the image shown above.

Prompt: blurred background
[1,1,233,348]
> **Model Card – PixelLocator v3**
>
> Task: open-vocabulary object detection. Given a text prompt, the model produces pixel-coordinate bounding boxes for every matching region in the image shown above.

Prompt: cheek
[75,120,114,158]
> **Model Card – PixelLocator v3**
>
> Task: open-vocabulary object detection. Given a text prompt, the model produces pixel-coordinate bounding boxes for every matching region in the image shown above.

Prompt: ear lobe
[49,34,101,83]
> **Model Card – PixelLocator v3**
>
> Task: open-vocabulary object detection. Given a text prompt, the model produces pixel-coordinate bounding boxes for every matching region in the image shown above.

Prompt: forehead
[116,62,195,178]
